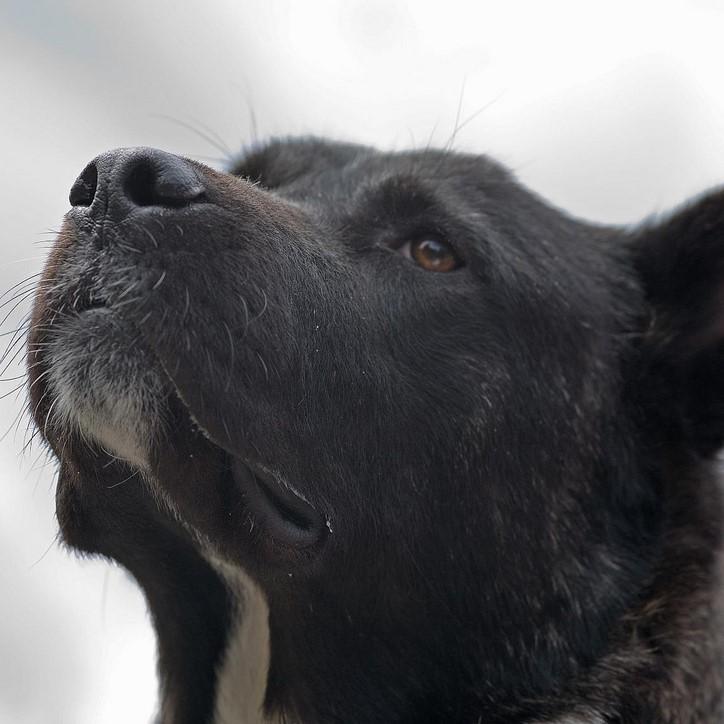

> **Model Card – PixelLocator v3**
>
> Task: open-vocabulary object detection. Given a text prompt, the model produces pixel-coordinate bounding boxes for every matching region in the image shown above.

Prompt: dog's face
[27,139,724,722]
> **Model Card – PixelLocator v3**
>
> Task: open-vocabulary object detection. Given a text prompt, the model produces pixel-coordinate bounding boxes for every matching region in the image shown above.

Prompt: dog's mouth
[230,457,326,549]
[30,287,329,562]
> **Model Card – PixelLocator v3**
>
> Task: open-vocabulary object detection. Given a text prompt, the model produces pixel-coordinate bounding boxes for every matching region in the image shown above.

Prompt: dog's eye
[398,239,463,272]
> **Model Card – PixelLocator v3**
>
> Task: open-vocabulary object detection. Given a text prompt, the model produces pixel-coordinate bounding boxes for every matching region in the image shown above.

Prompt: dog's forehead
[227,137,628,320]
[232,137,511,201]
[230,137,551,269]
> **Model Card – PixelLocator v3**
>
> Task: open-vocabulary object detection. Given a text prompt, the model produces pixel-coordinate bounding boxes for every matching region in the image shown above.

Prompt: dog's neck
[207,569,611,724]
[538,461,724,724]
[210,560,275,724]
[200,464,724,724]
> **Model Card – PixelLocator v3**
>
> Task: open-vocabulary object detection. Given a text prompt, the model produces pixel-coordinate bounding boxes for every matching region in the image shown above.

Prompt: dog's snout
[69,147,206,217]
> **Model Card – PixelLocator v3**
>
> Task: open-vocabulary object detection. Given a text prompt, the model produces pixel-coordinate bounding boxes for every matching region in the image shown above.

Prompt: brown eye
[399,238,462,272]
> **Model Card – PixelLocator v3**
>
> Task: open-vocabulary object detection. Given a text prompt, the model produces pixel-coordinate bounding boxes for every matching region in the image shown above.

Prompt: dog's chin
[44,307,167,471]
[41,305,328,563]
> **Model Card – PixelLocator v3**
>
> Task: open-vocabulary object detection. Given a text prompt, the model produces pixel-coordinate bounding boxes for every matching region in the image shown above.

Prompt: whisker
[150,114,234,161]
[0,273,42,303]
[106,469,140,489]
[445,76,468,152]
[29,532,61,569]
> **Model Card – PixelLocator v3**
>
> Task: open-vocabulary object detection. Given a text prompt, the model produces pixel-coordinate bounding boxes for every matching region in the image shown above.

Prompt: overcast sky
[3,1,724,721]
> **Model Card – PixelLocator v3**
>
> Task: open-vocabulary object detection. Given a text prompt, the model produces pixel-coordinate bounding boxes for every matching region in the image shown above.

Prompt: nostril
[68,148,207,220]
[124,161,159,206]
[69,163,98,207]
[123,155,206,208]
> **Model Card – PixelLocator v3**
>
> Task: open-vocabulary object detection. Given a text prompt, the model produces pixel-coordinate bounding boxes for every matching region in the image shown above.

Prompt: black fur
[27,139,724,723]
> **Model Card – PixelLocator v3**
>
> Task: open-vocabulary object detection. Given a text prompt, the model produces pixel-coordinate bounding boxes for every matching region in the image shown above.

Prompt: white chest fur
[210,560,280,724]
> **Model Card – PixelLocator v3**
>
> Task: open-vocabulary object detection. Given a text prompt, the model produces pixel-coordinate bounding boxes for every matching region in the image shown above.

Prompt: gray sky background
[3,1,724,721]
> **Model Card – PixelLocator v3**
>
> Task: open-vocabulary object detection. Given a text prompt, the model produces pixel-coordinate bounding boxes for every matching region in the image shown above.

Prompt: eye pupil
[410,238,460,272]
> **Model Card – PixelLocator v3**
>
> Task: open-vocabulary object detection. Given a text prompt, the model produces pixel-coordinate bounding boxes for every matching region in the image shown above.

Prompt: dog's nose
[69,147,206,216]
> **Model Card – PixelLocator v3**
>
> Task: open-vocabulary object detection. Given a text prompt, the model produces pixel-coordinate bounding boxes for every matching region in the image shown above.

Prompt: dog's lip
[149,353,330,555]
[230,457,327,549]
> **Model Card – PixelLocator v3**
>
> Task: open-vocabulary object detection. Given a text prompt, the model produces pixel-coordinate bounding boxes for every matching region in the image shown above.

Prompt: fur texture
[27,140,724,723]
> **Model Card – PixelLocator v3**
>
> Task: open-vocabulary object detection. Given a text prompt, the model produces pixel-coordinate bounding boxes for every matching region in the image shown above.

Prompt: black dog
[27,139,724,723]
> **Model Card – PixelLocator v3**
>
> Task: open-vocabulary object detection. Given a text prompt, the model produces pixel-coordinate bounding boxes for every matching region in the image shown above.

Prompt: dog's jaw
[44,307,166,471]
[39,301,297,723]
[43,307,281,723]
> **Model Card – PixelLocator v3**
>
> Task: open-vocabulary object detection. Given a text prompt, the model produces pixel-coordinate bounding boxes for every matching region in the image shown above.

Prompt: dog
[26,139,724,723]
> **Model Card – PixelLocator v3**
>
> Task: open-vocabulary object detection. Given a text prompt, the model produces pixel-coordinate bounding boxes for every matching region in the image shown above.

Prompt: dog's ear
[632,188,724,456]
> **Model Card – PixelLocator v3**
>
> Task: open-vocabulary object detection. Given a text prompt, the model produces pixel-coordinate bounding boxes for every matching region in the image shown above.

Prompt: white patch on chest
[211,559,281,724]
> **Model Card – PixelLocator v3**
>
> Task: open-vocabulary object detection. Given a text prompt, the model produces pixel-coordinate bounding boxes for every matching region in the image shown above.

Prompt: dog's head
[27,139,724,722]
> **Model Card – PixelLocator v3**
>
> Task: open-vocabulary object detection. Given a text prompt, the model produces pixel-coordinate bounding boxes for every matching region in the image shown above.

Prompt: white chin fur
[45,309,167,470]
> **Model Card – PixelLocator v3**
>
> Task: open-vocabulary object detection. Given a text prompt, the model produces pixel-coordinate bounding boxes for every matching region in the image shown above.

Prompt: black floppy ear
[633,188,724,456]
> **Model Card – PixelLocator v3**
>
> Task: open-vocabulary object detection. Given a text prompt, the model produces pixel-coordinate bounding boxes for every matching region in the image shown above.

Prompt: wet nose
[69,147,206,215]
